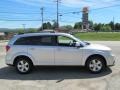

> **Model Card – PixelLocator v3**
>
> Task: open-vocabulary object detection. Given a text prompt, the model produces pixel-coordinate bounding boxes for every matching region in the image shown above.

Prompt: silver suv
[6,33,115,74]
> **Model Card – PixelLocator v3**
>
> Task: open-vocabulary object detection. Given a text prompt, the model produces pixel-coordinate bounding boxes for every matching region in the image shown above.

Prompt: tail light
[6,45,10,52]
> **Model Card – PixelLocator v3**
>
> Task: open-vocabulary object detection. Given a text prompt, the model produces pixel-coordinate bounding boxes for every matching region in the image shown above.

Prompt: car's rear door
[27,35,56,65]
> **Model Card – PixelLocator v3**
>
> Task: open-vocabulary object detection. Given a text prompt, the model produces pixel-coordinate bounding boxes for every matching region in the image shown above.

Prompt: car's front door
[55,35,83,65]
[27,36,55,65]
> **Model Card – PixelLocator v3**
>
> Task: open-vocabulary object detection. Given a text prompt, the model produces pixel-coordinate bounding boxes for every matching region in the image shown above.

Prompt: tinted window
[14,37,29,45]
[40,36,54,45]
[14,36,55,46]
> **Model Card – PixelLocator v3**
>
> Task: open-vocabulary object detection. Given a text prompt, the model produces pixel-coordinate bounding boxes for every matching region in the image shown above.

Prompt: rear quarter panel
[6,45,29,65]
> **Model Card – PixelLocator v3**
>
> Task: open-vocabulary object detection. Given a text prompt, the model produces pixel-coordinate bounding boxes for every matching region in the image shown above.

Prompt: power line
[61,4,120,15]
[41,7,44,31]
[90,4,120,11]
[0,2,119,24]
[0,20,41,21]
[0,19,53,22]
[0,3,119,16]
[0,11,56,15]
[0,11,40,14]
[61,11,81,15]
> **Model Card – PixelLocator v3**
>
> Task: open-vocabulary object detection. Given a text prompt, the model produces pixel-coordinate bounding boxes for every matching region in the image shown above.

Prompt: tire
[15,57,33,74]
[86,56,106,73]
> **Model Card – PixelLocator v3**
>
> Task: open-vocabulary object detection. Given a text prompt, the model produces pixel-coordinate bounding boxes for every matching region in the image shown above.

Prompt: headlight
[104,50,113,55]
[98,50,112,55]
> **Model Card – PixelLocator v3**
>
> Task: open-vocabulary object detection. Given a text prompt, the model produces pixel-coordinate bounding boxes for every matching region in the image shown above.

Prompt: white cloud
[8,0,120,9]
[62,0,120,10]
[61,0,94,8]
[12,0,43,7]
[8,0,54,7]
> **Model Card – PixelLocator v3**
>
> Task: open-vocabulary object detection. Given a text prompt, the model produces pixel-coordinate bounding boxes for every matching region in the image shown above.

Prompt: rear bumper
[5,55,14,65]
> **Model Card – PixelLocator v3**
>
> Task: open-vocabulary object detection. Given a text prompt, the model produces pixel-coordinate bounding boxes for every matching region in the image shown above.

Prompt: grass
[74,32,120,41]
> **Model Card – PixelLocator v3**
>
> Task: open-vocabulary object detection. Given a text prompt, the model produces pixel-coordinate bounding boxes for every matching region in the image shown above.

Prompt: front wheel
[15,58,33,74]
[86,56,106,73]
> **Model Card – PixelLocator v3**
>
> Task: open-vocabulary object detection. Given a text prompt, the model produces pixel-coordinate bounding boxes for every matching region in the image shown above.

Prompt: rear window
[14,36,55,46]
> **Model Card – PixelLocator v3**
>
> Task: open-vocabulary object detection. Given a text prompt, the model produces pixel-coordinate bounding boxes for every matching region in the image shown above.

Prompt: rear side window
[14,37,29,45]
[14,36,55,46]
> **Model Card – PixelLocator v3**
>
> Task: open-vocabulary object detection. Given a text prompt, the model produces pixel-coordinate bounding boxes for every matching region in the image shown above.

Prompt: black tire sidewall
[15,58,33,74]
[86,56,105,73]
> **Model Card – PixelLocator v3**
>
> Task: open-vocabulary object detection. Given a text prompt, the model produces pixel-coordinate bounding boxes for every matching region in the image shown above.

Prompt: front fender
[82,50,107,66]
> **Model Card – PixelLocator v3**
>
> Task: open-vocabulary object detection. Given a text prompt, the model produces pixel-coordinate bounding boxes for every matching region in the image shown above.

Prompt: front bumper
[107,54,115,66]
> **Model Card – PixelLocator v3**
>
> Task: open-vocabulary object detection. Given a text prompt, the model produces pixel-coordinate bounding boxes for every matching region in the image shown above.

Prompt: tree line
[1,21,120,35]
[93,21,120,32]
[39,21,120,32]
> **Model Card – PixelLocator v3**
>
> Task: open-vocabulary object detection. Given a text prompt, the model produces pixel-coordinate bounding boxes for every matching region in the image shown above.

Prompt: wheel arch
[13,55,34,66]
[85,54,107,67]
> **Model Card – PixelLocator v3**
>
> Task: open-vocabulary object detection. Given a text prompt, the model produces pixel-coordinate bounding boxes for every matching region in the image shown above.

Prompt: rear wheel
[86,56,106,73]
[15,58,33,74]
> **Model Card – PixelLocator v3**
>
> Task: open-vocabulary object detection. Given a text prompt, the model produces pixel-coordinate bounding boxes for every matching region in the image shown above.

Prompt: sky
[0,0,120,28]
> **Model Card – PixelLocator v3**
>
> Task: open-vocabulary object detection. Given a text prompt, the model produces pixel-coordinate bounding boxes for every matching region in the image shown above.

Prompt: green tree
[17,29,25,34]
[46,22,52,29]
[93,23,103,31]
[27,28,38,33]
[52,21,58,29]
[74,22,82,29]
[93,23,99,32]
[100,25,112,32]
[43,23,48,29]
[61,25,73,30]
[115,23,120,30]
[109,21,114,30]
[4,32,9,36]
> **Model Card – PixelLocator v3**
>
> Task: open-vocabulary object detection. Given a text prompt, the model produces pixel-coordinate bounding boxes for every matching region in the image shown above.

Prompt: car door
[54,35,83,65]
[27,35,55,65]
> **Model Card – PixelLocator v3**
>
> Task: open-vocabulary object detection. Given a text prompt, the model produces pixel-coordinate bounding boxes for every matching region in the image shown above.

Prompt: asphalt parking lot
[0,41,120,90]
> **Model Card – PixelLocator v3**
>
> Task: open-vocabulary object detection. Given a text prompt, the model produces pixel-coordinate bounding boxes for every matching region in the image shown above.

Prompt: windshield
[69,34,91,46]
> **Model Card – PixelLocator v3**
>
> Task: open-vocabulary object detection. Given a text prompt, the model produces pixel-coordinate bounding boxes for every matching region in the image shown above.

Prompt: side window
[40,36,54,46]
[14,37,29,45]
[14,36,55,46]
[27,36,41,45]
[57,36,76,47]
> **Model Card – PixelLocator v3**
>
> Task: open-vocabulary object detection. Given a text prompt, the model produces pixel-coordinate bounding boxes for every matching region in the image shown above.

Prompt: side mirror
[75,42,83,48]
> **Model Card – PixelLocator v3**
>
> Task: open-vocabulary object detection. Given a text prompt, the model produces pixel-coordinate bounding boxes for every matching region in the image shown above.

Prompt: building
[0,32,5,40]
[82,7,90,31]
[0,32,5,36]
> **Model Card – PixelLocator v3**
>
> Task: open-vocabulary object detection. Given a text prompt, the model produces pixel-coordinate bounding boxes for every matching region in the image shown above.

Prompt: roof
[9,32,81,45]
[16,33,71,37]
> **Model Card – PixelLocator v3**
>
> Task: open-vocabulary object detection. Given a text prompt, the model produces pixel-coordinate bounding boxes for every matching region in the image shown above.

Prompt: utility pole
[41,7,44,31]
[113,17,115,32]
[22,24,26,32]
[56,0,61,29]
